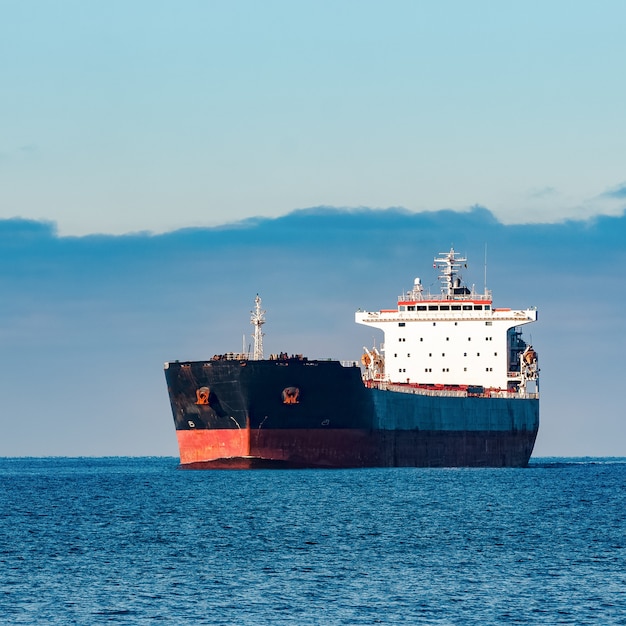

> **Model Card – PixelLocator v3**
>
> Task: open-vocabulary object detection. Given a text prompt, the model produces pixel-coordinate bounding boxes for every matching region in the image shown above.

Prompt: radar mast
[251,294,266,360]
[434,247,468,298]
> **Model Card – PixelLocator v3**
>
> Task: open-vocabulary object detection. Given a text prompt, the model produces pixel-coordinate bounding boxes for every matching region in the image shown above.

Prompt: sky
[2,0,626,235]
[0,1,625,458]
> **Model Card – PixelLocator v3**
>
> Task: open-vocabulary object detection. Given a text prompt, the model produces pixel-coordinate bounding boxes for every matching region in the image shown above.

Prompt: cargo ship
[164,248,539,468]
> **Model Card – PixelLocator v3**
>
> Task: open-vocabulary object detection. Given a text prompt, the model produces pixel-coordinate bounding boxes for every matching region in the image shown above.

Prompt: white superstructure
[355,248,538,393]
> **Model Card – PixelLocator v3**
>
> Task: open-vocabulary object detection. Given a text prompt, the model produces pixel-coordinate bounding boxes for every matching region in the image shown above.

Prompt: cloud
[0,217,56,241]
[528,187,558,199]
[0,144,40,164]
[493,182,626,225]
[0,207,624,457]
[600,182,626,200]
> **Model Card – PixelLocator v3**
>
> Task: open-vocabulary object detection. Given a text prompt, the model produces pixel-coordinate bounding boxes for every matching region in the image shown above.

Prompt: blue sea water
[0,458,625,625]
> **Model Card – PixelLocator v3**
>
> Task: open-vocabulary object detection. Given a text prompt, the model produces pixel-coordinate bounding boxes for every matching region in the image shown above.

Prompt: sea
[0,458,624,625]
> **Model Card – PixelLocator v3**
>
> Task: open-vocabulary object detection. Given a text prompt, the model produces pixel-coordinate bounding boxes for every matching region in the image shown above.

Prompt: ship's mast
[434,247,467,297]
[250,294,266,360]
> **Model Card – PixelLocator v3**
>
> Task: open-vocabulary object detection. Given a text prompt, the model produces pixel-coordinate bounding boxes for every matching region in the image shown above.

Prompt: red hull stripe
[177,429,249,465]
[177,428,537,468]
[177,428,373,467]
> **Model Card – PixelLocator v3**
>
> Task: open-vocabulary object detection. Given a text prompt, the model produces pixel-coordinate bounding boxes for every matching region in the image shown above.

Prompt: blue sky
[2,1,625,234]
[1,2,625,458]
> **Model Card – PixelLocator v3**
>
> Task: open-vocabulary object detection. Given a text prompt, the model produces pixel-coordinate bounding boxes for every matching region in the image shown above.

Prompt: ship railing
[210,352,249,361]
[382,383,538,400]
[488,390,539,400]
[224,352,249,360]
[397,290,492,303]
[340,360,361,368]
[385,384,467,398]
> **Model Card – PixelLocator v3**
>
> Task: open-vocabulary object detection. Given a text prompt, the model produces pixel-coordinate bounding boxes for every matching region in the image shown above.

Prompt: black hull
[164,358,539,468]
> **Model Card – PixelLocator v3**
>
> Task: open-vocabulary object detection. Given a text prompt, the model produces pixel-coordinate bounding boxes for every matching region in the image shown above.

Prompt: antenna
[484,243,488,295]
